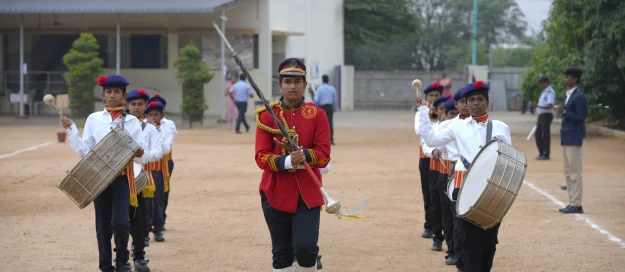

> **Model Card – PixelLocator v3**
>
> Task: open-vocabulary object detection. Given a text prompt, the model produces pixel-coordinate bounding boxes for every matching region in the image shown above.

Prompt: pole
[472,0,478,65]
[19,14,24,117]
[116,14,121,74]
[220,9,227,120]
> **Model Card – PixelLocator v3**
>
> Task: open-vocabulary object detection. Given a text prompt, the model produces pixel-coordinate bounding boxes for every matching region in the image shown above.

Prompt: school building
[0,0,354,118]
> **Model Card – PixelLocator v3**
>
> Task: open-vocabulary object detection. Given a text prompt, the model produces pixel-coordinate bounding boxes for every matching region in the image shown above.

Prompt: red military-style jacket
[255,99,332,213]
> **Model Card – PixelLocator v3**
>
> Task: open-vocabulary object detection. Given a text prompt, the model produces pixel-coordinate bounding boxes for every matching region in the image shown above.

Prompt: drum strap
[459,120,493,169]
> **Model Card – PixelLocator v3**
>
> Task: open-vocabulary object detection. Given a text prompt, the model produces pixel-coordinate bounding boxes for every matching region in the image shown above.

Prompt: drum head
[457,141,500,215]
[447,178,454,200]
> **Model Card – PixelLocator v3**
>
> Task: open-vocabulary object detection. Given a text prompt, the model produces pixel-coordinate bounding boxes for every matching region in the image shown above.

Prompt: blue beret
[126,89,150,102]
[433,94,453,107]
[444,98,457,110]
[278,58,306,76]
[453,86,467,101]
[146,101,165,113]
[98,74,129,89]
[148,94,167,107]
[463,80,489,97]
[423,82,444,94]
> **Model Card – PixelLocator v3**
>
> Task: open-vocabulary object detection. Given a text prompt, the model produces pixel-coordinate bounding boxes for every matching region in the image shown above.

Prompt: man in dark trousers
[314,75,338,145]
[229,74,254,134]
[556,66,588,214]
[535,76,556,160]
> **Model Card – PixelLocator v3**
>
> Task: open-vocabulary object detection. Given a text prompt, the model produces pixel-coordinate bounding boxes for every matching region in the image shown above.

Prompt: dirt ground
[1,111,624,272]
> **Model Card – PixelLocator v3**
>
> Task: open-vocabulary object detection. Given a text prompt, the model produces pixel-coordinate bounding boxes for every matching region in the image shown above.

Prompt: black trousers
[461,220,500,272]
[261,191,320,269]
[451,203,464,269]
[235,101,250,132]
[130,193,147,261]
[428,170,444,242]
[144,197,153,239]
[151,171,166,234]
[94,176,131,272]
[163,159,174,225]
[535,113,553,157]
[418,158,431,230]
[319,104,334,142]
[437,173,455,255]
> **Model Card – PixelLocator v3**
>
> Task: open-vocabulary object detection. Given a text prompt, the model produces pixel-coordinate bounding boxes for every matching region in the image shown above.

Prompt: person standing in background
[556,66,588,214]
[438,72,453,97]
[224,74,239,130]
[230,74,254,134]
[314,75,338,145]
[535,76,556,160]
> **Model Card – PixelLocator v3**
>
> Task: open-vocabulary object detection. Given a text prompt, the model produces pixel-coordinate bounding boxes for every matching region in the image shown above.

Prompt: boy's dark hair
[538,76,549,84]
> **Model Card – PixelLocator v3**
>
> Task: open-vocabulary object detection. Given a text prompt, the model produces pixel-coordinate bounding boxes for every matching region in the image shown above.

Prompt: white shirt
[161,117,178,140]
[139,120,164,163]
[565,87,576,105]
[417,105,512,165]
[436,116,467,172]
[536,85,556,115]
[67,109,151,165]
[156,121,174,155]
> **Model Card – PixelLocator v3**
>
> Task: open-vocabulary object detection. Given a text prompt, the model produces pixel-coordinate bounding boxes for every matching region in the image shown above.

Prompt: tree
[174,41,214,128]
[62,33,104,117]
[344,0,420,69]
[521,0,625,128]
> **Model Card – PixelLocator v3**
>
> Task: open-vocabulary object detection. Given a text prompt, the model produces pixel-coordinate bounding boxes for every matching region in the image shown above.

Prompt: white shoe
[295,263,317,272]
[274,265,296,272]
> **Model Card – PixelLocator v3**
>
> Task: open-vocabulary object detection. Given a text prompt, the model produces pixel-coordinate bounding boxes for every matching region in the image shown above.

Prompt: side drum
[58,127,141,209]
[456,139,527,230]
[134,162,148,192]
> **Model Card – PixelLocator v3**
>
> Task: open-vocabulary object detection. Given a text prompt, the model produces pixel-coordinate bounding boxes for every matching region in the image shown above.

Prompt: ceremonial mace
[211,22,341,215]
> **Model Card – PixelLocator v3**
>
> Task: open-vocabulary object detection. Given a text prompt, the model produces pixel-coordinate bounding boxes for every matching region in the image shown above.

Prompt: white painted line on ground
[0,141,56,160]
[524,180,625,249]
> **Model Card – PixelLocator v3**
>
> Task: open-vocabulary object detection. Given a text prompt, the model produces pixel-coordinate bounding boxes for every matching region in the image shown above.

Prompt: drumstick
[44,94,71,130]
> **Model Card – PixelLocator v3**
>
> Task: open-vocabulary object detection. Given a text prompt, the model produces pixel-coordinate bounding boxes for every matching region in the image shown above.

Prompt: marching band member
[414,82,443,239]
[125,88,163,272]
[416,81,512,272]
[144,101,174,243]
[255,58,331,271]
[425,94,453,252]
[61,75,149,272]
[447,87,470,272]
[147,94,177,230]
[429,94,459,264]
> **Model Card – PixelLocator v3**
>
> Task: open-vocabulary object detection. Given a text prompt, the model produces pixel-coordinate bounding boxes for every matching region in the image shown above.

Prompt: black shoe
[115,262,132,272]
[154,233,165,242]
[561,185,568,190]
[561,205,584,214]
[431,240,443,251]
[536,155,550,160]
[317,255,323,269]
[134,259,151,272]
[558,205,571,212]
[422,229,433,238]
[457,269,464,272]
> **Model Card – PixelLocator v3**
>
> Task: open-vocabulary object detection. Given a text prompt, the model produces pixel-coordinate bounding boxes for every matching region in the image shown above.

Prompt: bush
[174,41,214,127]
[62,33,104,117]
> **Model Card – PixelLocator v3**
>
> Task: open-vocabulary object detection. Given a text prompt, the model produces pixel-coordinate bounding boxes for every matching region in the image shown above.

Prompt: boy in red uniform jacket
[255,58,331,272]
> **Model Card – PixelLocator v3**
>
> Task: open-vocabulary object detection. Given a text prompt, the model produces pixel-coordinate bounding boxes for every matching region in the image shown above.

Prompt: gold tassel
[130,193,139,208]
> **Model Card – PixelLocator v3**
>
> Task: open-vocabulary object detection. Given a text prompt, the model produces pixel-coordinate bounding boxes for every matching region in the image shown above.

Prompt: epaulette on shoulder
[254,101,281,114]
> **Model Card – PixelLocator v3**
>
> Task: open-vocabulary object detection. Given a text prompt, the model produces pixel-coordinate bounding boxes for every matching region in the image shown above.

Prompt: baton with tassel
[211,22,367,219]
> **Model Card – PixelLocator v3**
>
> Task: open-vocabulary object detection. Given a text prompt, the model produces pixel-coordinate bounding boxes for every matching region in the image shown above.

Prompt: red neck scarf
[459,114,469,120]
[106,106,125,120]
[472,113,489,123]
[137,115,145,122]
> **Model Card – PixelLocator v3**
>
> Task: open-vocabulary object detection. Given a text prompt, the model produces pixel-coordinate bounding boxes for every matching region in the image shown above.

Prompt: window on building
[130,34,168,68]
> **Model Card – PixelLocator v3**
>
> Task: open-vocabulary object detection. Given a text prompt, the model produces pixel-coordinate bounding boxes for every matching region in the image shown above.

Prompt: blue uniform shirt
[314,83,337,107]
[230,80,252,102]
